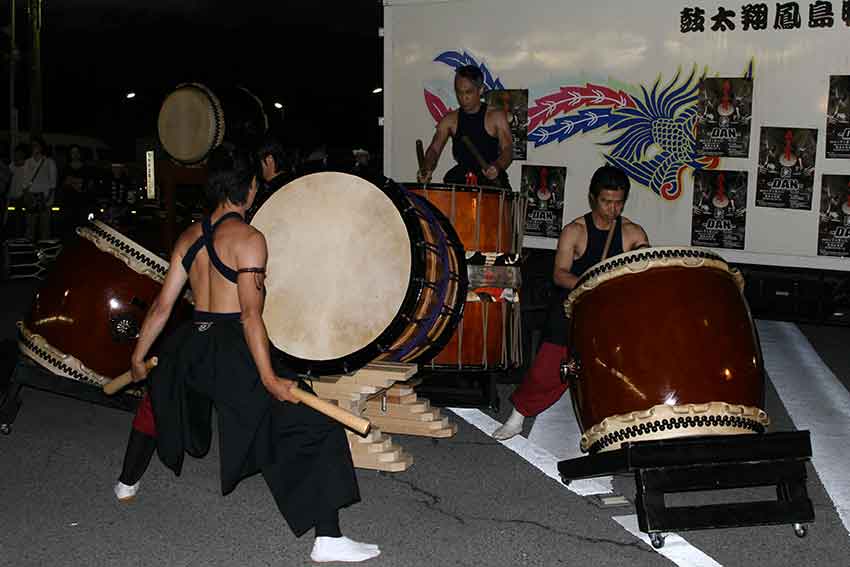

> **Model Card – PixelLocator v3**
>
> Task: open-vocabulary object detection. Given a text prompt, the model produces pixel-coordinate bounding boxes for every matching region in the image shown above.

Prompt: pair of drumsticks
[416,137,504,188]
[103,358,371,435]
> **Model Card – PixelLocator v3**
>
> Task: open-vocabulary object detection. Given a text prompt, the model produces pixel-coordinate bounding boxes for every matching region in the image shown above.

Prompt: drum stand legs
[557,432,815,548]
[0,355,140,435]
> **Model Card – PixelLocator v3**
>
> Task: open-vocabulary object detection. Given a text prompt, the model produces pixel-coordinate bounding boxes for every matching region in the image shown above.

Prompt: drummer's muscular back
[176,218,264,313]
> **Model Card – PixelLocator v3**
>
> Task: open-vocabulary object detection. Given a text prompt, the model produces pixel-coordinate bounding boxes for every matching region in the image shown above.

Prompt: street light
[372,87,383,94]
[125,92,136,99]
[274,102,283,109]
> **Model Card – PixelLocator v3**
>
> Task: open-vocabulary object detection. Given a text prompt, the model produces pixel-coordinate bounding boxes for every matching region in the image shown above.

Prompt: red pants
[510,342,569,417]
[132,391,158,438]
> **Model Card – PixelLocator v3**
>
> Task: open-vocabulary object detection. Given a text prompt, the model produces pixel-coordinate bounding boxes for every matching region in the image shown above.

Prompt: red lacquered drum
[405,183,521,254]
[252,173,467,376]
[563,246,769,453]
[18,221,190,386]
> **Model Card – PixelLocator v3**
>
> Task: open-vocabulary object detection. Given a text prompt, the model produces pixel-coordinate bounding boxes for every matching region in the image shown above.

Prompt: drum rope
[457,314,464,370]
[474,186,483,251]
[497,189,505,254]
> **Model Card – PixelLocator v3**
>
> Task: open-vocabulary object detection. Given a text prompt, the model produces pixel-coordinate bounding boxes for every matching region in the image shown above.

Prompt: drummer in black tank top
[418,65,513,187]
[493,165,650,440]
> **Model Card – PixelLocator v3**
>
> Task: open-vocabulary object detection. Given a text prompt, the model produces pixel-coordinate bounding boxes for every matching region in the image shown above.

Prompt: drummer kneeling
[493,165,650,440]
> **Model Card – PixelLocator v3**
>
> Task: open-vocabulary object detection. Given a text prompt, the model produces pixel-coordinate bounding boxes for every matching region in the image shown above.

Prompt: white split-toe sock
[113,481,139,502]
[310,536,380,563]
[492,408,525,440]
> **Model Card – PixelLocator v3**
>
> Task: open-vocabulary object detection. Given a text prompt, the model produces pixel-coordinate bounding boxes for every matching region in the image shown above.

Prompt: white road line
[613,515,723,567]
[757,320,850,536]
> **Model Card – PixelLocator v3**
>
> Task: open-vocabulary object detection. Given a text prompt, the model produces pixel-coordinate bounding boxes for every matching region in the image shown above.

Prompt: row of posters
[523,164,850,258]
[488,76,850,162]
[691,170,850,256]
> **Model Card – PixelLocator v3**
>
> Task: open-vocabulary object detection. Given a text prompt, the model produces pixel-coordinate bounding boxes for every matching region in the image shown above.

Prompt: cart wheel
[793,523,807,538]
[650,533,666,549]
[0,423,11,435]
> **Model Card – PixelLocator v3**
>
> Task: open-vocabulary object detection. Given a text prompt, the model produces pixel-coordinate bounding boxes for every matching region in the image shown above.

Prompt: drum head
[157,84,220,164]
[252,172,413,363]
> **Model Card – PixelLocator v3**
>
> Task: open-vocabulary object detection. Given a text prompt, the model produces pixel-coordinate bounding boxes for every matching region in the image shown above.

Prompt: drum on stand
[252,173,468,376]
[404,183,525,370]
[18,221,190,387]
[157,83,269,165]
[563,246,769,453]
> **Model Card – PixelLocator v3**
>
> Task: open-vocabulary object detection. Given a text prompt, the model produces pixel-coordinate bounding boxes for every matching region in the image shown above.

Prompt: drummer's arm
[419,116,453,181]
[130,248,189,380]
[491,110,513,174]
[553,223,582,290]
[623,222,650,252]
[237,231,299,404]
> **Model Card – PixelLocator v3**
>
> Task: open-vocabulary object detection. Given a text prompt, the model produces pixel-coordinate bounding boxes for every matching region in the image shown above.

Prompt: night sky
[1,1,382,160]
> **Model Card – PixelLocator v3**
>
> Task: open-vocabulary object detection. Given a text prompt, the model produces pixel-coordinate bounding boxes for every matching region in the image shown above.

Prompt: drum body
[252,173,467,376]
[157,83,268,165]
[405,182,524,370]
[18,221,189,386]
[406,183,517,254]
[565,247,769,453]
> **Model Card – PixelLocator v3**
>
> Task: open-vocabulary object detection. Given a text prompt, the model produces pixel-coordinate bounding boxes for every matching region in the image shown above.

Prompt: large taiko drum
[157,83,268,165]
[252,173,468,376]
[18,221,190,387]
[564,246,769,453]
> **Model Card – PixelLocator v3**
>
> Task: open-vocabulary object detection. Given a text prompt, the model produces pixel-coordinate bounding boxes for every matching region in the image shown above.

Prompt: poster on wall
[818,174,850,257]
[826,75,850,159]
[485,89,528,160]
[695,77,753,158]
[521,164,566,239]
[691,169,747,249]
[755,127,817,210]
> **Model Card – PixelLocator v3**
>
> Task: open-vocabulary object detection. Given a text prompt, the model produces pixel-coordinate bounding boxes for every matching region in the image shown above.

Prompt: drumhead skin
[157,84,222,164]
[252,172,413,367]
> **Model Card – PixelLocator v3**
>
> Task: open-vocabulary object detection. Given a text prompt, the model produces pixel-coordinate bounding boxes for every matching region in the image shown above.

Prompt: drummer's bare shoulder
[234,224,269,266]
[171,223,204,266]
[620,216,650,251]
[436,110,459,136]
[485,106,510,131]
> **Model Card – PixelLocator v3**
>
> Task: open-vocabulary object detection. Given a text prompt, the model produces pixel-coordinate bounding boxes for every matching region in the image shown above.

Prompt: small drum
[405,183,521,254]
[18,221,190,386]
[157,83,268,165]
[252,173,467,376]
[564,246,769,453]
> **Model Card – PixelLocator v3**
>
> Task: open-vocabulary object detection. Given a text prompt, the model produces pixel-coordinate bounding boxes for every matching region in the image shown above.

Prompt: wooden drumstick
[600,216,618,262]
[416,139,426,171]
[461,135,490,172]
[103,357,158,395]
[291,386,371,436]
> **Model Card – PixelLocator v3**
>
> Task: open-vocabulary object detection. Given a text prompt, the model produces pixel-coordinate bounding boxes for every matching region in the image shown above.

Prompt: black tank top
[451,103,500,170]
[570,212,624,278]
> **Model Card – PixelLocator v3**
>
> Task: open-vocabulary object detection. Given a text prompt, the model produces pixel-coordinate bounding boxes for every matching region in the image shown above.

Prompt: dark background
[0,1,383,162]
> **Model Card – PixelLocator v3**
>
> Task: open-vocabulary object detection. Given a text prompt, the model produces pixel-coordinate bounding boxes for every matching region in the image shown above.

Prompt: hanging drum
[251,173,468,376]
[18,221,191,387]
[563,246,770,454]
[157,83,269,165]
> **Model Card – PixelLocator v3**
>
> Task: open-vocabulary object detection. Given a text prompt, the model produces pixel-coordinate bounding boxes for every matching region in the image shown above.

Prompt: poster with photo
[485,89,528,160]
[826,75,850,159]
[521,164,566,239]
[755,127,817,210]
[695,77,753,158]
[691,169,747,250]
[818,174,850,257]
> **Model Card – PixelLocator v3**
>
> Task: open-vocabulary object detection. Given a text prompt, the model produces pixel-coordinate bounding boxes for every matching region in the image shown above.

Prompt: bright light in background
[273,102,283,109]
[372,87,383,94]
[125,92,136,99]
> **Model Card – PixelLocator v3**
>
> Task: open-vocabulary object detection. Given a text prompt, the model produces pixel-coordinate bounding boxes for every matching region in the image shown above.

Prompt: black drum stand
[557,432,815,548]
[0,354,140,436]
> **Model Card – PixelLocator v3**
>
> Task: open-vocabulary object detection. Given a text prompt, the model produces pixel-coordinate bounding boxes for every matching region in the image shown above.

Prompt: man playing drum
[417,65,513,188]
[493,165,649,440]
[116,145,380,563]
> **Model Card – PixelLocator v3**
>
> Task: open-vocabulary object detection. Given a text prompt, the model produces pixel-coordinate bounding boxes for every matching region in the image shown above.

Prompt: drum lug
[560,353,581,384]
[110,315,140,342]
